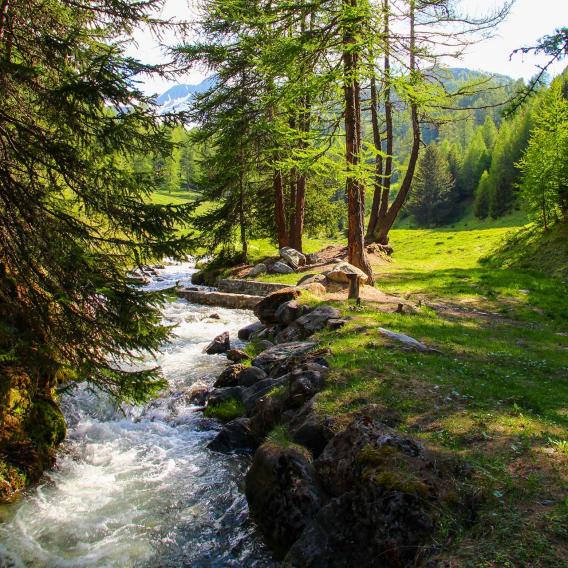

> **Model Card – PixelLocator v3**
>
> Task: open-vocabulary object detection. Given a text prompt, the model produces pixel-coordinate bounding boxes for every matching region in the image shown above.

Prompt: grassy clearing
[280,212,568,566]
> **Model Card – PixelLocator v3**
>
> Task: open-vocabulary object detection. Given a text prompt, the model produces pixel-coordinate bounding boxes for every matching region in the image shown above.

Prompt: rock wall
[217,279,290,297]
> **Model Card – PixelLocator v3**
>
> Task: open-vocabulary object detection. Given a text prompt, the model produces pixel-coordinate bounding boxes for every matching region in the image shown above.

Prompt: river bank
[0,263,273,567]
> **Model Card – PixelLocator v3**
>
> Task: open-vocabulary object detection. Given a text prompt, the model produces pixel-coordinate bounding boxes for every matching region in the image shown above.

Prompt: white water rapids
[0,263,274,567]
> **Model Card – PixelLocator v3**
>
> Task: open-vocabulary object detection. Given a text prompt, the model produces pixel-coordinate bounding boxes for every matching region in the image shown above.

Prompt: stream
[0,263,274,567]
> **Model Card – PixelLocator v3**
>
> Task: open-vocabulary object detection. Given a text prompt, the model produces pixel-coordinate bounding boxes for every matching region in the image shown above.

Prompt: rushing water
[0,263,274,568]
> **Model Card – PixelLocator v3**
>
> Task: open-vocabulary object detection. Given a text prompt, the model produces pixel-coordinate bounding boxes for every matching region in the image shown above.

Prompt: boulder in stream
[207,417,256,454]
[203,331,230,355]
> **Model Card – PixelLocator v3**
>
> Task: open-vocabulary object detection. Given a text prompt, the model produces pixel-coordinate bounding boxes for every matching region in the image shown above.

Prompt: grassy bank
[255,214,568,566]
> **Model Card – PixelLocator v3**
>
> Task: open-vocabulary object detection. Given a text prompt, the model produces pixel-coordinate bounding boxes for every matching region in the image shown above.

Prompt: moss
[25,398,66,447]
[265,426,312,460]
[203,398,245,422]
[0,459,27,502]
[357,444,430,497]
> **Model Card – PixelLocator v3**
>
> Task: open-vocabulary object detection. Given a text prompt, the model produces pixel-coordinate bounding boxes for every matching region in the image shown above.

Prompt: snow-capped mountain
[156,77,214,114]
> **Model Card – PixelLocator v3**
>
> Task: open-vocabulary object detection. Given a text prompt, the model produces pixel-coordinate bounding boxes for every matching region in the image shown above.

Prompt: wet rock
[248,263,267,277]
[275,300,302,325]
[326,262,369,285]
[280,247,306,269]
[270,261,295,275]
[238,366,267,387]
[254,288,300,325]
[207,417,256,453]
[238,321,264,341]
[208,386,244,407]
[203,331,230,355]
[252,341,317,374]
[295,305,340,335]
[209,312,221,320]
[213,364,246,388]
[246,443,326,559]
[256,339,275,351]
[226,348,250,363]
[185,385,210,407]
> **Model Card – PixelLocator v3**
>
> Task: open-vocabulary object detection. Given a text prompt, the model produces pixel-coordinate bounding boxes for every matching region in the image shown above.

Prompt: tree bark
[273,169,288,248]
[343,0,374,284]
[366,74,383,240]
[373,0,419,245]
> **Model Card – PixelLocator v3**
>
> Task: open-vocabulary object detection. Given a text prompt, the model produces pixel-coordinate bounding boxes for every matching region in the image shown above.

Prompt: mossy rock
[26,398,66,448]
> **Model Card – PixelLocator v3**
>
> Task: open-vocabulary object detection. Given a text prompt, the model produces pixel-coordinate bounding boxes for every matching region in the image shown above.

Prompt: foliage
[517,74,568,228]
[406,144,455,227]
[0,0,192,403]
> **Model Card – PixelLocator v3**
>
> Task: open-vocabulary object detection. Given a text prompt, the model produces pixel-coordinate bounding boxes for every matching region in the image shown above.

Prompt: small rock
[297,273,326,286]
[275,300,302,325]
[252,341,317,373]
[254,288,300,325]
[248,263,267,277]
[295,305,341,335]
[275,323,305,344]
[203,331,230,355]
[238,321,264,341]
[213,364,246,388]
[209,312,221,320]
[207,417,256,453]
[270,261,296,275]
[185,385,210,407]
[257,339,275,351]
[305,253,319,265]
[280,247,307,269]
[226,349,250,363]
[326,262,368,284]
[327,318,347,330]
[378,327,440,353]
[208,386,245,407]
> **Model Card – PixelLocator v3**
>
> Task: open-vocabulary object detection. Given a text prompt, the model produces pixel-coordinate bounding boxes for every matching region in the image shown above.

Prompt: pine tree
[0,0,191,403]
[407,144,455,227]
[474,170,491,219]
[518,75,568,227]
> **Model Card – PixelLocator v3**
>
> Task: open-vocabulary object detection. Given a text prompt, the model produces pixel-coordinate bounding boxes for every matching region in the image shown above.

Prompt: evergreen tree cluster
[0,0,191,401]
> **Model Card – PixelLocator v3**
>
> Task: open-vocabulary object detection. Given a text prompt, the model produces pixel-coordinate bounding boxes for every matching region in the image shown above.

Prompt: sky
[128,0,568,97]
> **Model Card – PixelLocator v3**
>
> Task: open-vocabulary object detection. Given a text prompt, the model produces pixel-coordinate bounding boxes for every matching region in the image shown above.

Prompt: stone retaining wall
[217,279,291,297]
[177,288,260,310]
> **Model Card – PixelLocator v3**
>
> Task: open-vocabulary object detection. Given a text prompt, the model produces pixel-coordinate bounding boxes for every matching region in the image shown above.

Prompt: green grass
[265,211,568,566]
[203,398,245,422]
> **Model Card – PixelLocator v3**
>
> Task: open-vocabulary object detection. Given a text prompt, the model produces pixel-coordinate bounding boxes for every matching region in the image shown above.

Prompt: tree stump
[347,273,361,305]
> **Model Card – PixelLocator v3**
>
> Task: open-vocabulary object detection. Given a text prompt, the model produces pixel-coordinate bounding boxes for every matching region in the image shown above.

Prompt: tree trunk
[366,74,383,239]
[373,0,418,245]
[273,169,288,248]
[238,167,248,261]
[343,0,374,284]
